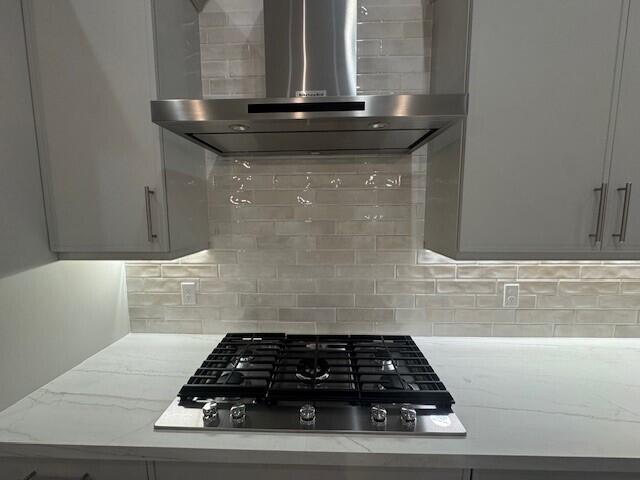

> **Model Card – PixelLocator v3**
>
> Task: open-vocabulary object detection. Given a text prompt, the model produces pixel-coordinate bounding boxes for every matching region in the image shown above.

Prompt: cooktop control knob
[370,405,387,423]
[300,404,316,423]
[400,406,417,423]
[202,401,218,421]
[230,404,246,423]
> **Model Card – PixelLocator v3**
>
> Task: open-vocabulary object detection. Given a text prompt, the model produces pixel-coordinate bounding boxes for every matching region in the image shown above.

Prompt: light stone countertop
[0,333,639,471]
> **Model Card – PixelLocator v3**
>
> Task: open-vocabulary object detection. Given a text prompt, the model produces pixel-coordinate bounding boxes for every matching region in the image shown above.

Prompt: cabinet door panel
[474,470,637,480]
[604,1,640,253]
[154,462,466,480]
[0,457,148,480]
[459,0,622,254]
[25,0,169,253]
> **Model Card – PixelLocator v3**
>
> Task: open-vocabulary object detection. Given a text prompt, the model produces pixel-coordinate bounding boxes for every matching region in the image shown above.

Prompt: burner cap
[217,371,245,385]
[377,375,404,390]
[296,358,330,383]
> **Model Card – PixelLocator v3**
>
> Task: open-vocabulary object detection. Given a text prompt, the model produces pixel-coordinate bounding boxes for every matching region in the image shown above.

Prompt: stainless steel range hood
[151,0,467,157]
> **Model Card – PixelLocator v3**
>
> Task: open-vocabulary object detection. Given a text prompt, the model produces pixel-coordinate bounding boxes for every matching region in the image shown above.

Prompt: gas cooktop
[155,333,466,435]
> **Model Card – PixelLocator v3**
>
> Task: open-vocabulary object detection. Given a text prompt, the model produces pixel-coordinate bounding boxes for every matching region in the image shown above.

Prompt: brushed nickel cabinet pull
[589,183,608,243]
[24,472,91,480]
[144,186,158,243]
[613,182,632,243]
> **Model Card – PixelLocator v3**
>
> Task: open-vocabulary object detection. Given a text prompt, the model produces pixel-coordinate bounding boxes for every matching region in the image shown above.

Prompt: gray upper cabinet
[604,0,640,254]
[426,0,639,260]
[0,0,56,278]
[23,0,208,259]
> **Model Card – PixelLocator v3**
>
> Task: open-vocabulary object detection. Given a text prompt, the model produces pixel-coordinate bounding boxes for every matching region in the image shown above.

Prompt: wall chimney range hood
[151,0,467,156]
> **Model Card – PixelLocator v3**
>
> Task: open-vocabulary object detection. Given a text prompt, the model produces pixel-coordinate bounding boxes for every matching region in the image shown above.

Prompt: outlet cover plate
[503,283,519,308]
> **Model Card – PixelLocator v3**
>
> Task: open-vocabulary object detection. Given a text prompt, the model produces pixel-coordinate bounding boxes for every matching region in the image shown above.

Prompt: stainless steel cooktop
[155,333,466,436]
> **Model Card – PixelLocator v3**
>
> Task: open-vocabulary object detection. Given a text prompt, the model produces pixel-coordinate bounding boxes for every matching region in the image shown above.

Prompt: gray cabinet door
[473,470,637,480]
[0,0,56,277]
[0,457,148,480]
[24,0,169,253]
[458,0,623,256]
[154,462,467,480]
[604,0,640,253]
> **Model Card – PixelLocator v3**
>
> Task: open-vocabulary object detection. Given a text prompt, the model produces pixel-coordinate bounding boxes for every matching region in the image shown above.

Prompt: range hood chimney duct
[264,0,357,98]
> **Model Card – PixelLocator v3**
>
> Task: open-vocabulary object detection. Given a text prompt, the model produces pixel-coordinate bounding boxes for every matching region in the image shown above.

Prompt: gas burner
[379,359,396,372]
[296,358,330,383]
[304,343,346,351]
[376,376,420,391]
[217,371,245,385]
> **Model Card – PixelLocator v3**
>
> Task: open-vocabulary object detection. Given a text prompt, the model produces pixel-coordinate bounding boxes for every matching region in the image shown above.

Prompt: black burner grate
[178,333,454,407]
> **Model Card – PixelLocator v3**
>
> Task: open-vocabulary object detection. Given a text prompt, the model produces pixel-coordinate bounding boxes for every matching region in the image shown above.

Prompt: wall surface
[0,0,56,278]
[0,261,129,411]
[126,0,640,337]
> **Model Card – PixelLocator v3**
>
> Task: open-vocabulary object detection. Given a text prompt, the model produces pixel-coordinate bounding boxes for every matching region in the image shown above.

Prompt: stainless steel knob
[300,404,316,422]
[400,406,417,423]
[230,404,246,422]
[370,405,387,423]
[202,401,218,420]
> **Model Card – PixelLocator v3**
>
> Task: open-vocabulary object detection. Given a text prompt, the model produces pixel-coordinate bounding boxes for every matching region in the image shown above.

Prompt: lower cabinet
[152,462,468,480]
[0,457,149,480]
[473,470,638,480]
[2,459,637,480]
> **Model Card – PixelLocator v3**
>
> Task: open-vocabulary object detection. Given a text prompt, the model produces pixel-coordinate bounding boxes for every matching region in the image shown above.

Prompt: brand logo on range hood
[296,90,327,97]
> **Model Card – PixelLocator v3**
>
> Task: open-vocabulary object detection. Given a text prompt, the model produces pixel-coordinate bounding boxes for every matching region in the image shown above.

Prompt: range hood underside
[151,94,467,157]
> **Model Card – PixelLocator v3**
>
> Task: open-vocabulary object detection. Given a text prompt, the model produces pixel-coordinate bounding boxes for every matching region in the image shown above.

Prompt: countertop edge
[1,443,640,472]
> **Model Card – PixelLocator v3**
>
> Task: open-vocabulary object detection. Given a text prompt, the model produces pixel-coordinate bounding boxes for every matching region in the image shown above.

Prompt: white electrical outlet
[503,283,519,308]
[181,281,197,305]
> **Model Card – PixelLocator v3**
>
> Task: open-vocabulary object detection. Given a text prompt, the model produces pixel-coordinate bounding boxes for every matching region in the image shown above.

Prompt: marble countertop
[0,333,639,471]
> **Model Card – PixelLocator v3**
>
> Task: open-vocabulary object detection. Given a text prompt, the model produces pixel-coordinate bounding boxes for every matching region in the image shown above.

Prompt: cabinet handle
[24,472,91,480]
[144,186,158,243]
[612,182,632,243]
[589,183,608,243]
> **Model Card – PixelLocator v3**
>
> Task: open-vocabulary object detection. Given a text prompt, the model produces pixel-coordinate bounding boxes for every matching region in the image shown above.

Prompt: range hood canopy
[151,0,467,156]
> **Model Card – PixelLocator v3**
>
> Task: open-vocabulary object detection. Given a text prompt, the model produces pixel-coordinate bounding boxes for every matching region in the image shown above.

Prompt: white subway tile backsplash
[239,294,296,307]
[553,324,614,338]
[377,280,435,294]
[336,265,395,278]
[614,325,640,337]
[356,251,416,265]
[277,265,335,278]
[220,307,277,321]
[397,265,456,279]
[125,265,160,277]
[437,280,496,294]
[575,310,638,324]
[518,266,581,279]
[316,279,375,294]
[491,324,553,337]
[457,265,517,279]
[200,279,256,293]
[258,279,316,293]
[316,236,376,250]
[298,294,355,307]
[297,250,355,265]
[581,266,640,279]
[516,309,576,324]
[433,323,493,337]
[337,308,393,322]
[220,264,276,278]
[416,294,475,308]
[124,0,640,337]
[279,308,336,323]
[197,293,239,306]
[355,294,414,308]
[161,265,218,278]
